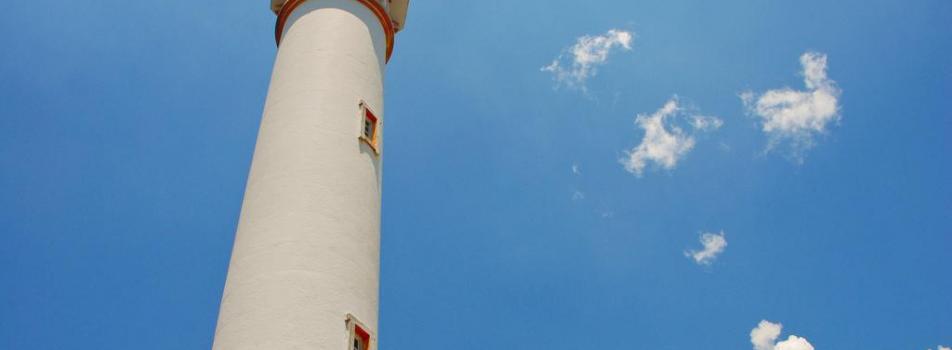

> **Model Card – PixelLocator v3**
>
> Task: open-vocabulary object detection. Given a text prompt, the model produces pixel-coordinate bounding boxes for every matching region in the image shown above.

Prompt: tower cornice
[274,0,396,62]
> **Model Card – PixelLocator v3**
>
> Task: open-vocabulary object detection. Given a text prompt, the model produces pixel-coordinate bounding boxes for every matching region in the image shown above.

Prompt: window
[352,329,368,350]
[346,314,373,350]
[358,102,380,154]
[363,118,375,139]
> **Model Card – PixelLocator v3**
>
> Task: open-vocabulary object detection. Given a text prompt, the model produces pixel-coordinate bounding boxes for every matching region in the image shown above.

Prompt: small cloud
[685,231,727,265]
[690,115,724,132]
[750,320,815,350]
[542,29,634,90]
[751,320,783,350]
[742,51,841,162]
[621,99,695,176]
[929,346,950,350]
[572,191,585,201]
[600,211,614,219]
[571,163,581,175]
[620,97,721,176]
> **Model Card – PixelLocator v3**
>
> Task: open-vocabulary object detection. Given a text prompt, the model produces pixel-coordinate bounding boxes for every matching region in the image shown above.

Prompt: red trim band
[274,0,396,62]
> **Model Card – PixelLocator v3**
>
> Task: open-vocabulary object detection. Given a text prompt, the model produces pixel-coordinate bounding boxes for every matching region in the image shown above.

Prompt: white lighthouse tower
[213,1,408,349]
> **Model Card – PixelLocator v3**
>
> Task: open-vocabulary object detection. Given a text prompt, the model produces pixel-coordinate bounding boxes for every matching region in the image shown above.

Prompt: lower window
[346,314,373,350]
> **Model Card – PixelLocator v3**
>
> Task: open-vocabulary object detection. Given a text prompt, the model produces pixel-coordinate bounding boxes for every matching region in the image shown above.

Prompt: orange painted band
[275,0,396,62]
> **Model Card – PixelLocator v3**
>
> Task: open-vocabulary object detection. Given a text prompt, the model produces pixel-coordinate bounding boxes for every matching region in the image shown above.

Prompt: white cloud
[774,336,815,350]
[928,346,950,350]
[751,320,783,350]
[691,115,724,132]
[685,231,727,265]
[571,163,581,175]
[742,52,841,161]
[621,97,721,176]
[750,320,815,350]
[542,29,634,90]
[621,99,694,175]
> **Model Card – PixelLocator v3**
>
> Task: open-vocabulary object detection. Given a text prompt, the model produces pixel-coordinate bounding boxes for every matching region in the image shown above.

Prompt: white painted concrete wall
[213,0,386,348]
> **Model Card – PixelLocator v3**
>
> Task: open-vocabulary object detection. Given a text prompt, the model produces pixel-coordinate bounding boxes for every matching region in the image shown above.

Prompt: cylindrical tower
[213,1,408,349]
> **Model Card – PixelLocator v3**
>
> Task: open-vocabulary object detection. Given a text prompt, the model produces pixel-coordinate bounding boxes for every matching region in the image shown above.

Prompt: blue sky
[1,0,950,349]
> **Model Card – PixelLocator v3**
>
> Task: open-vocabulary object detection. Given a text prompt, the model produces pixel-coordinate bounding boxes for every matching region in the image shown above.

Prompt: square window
[353,327,369,350]
[346,314,373,350]
[358,102,380,154]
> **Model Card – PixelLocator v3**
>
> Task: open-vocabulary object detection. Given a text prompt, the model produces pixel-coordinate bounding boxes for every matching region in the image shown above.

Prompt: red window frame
[364,108,378,139]
[354,324,371,350]
[359,102,380,154]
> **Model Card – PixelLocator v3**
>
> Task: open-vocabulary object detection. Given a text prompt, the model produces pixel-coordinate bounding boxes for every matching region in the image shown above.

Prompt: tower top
[271,0,408,32]
[270,0,408,61]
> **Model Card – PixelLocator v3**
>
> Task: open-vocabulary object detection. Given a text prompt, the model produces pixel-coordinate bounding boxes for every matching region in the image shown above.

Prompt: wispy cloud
[929,346,950,350]
[621,97,722,176]
[741,52,841,162]
[572,190,585,201]
[685,231,727,265]
[690,115,724,132]
[571,163,581,175]
[750,320,815,350]
[542,29,634,90]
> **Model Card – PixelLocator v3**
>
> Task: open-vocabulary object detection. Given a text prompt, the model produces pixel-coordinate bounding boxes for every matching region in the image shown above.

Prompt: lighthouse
[212,0,408,349]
